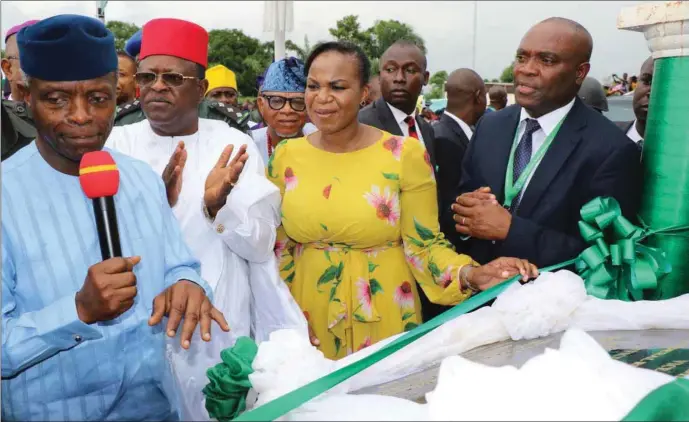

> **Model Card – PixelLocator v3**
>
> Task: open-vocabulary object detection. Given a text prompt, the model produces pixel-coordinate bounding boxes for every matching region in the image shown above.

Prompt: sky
[2,0,652,82]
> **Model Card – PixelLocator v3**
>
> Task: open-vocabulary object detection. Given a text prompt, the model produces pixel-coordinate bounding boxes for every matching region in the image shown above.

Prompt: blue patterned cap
[260,57,306,93]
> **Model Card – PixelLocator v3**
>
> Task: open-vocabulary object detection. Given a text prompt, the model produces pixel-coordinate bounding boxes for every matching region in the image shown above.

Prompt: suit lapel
[374,98,403,136]
[487,107,521,202]
[441,114,469,148]
[516,99,587,217]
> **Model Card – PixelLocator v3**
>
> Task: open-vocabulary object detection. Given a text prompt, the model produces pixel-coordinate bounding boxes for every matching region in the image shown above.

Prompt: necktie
[404,116,419,139]
[511,118,541,211]
[513,118,541,182]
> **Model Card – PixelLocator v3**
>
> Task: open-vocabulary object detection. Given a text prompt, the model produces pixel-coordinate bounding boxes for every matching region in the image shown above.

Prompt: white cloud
[2,0,652,80]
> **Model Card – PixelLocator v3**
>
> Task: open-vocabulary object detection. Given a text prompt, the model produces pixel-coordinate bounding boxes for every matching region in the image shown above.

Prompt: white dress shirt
[626,119,643,144]
[387,102,425,143]
[514,98,576,196]
[106,118,281,338]
[443,111,474,140]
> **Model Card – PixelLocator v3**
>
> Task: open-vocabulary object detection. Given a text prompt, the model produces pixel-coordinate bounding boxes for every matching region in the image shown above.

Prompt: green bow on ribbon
[575,197,672,301]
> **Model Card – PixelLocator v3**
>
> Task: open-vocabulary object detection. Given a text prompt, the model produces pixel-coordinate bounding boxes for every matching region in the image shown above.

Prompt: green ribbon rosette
[575,197,672,301]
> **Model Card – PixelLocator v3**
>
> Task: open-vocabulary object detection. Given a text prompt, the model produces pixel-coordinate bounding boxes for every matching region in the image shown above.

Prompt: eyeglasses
[134,72,198,87]
[4,56,18,61]
[262,95,306,112]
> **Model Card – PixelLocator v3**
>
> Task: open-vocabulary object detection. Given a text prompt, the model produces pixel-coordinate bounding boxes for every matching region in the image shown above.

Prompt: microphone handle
[93,196,122,260]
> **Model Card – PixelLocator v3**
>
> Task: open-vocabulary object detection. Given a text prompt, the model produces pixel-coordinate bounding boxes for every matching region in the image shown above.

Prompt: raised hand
[161,141,187,207]
[75,256,141,324]
[204,144,249,219]
[148,280,230,349]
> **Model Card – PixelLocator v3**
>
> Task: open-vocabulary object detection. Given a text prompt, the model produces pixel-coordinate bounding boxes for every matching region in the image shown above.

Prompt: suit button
[216,224,225,234]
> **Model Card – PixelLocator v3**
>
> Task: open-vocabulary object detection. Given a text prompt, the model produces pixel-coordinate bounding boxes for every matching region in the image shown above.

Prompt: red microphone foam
[79,151,120,199]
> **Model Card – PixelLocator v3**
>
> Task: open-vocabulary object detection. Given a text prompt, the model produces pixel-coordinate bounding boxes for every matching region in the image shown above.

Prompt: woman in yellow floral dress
[268,42,538,360]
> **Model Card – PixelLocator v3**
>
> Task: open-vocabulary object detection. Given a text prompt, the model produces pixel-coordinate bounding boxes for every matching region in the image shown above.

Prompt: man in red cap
[106,18,286,349]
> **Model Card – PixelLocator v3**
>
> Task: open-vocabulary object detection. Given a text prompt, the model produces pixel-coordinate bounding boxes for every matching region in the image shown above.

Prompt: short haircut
[116,50,137,71]
[540,17,593,62]
[305,41,370,87]
[384,40,427,70]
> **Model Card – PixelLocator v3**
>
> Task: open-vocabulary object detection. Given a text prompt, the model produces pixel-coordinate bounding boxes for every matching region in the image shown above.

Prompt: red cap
[140,18,208,68]
[79,151,119,199]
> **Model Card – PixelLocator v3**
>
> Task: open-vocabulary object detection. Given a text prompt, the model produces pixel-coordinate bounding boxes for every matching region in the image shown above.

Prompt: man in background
[578,76,608,114]
[205,64,240,107]
[252,57,316,166]
[362,74,381,107]
[616,56,653,150]
[485,85,508,113]
[1,19,39,102]
[116,51,137,105]
[359,40,436,171]
[434,68,486,242]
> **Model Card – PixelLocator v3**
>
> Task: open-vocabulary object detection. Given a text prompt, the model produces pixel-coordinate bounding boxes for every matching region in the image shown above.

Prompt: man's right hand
[162,141,187,207]
[75,256,141,324]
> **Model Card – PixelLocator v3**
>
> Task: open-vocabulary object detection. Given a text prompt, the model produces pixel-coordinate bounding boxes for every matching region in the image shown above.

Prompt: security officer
[577,76,609,114]
[1,98,36,160]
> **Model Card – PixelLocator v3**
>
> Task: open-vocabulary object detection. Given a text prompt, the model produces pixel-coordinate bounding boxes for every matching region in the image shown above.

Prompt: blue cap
[17,14,117,82]
[261,57,306,93]
[124,29,142,58]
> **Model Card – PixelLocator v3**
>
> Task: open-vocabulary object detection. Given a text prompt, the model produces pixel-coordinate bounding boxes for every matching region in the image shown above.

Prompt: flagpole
[472,0,478,69]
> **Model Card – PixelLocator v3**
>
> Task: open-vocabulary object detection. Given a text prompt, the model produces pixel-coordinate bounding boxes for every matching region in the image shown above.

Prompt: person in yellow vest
[205,64,239,107]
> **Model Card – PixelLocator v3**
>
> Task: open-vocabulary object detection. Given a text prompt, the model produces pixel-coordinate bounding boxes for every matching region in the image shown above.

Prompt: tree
[491,78,499,83]
[207,29,274,96]
[425,70,447,100]
[106,20,140,52]
[286,35,312,61]
[500,64,515,83]
[328,15,426,75]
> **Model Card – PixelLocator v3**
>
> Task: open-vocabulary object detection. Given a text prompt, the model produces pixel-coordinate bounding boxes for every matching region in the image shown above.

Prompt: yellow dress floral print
[267,131,477,360]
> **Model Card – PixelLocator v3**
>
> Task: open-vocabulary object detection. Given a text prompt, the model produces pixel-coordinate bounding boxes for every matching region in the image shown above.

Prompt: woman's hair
[305,41,370,87]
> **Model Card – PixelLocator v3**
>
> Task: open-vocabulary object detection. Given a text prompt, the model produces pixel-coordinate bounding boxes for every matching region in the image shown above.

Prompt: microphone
[79,151,122,260]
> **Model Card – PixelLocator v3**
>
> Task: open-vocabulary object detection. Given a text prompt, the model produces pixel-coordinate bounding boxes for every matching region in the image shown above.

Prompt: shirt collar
[387,102,417,125]
[443,111,473,139]
[626,119,643,143]
[519,97,576,136]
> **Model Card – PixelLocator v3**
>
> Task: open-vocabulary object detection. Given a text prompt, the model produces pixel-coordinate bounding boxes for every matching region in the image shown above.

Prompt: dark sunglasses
[262,94,306,112]
[135,72,198,87]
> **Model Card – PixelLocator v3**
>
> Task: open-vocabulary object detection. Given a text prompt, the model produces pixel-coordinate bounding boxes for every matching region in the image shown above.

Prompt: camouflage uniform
[1,99,37,161]
[114,98,251,134]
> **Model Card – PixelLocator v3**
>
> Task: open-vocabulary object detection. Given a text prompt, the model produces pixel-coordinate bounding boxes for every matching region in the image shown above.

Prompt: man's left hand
[452,195,512,240]
[148,280,230,349]
[204,144,249,219]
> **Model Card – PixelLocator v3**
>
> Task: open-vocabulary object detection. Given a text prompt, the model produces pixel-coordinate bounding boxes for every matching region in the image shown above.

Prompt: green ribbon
[622,378,689,421]
[574,197,673,301]
[229,196,686,421]
[204,337,259,422]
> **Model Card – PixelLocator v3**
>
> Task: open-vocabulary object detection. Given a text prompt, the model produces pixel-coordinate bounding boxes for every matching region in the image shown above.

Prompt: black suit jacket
[615,120,634,133]
[358,98,437,171]
[433,113,471,240]
[443,97,642,267]
[358,98,446,321]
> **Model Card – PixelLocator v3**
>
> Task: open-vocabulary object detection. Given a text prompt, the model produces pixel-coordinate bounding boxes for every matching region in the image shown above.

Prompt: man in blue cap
[252,57,317,166]
[2,15,229,421]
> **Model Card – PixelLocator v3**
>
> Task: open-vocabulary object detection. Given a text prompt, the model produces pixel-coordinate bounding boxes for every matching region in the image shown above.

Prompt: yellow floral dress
[267,131,477,360]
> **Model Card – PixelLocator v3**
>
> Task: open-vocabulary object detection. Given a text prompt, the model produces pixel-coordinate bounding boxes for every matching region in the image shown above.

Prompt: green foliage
[491,78,499,83]
[286,35,312,61]
[207,29,274,97]
[500,64,515,83]
[328,15,426,76]
[425,70,447,100]
[105,20,140,52]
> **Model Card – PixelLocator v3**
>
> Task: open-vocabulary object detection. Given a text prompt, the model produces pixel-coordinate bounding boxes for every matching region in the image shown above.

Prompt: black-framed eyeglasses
[261,94,306,112]
[4,56,19,61]
[135,71,198,87]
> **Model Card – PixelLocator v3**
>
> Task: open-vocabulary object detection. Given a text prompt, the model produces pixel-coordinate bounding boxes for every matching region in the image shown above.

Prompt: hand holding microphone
[76,150,138,323]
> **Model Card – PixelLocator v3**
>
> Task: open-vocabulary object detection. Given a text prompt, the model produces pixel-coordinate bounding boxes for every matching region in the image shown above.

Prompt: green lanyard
[503,117,565,208]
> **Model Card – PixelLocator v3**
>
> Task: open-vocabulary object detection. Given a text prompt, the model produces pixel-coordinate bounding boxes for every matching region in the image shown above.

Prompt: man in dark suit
[358,41,436,171]
[434,68,486,240]
[445,17,641,268]
[616,56,653,150]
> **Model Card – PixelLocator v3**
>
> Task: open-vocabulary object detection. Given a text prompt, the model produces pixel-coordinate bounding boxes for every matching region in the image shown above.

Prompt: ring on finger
[462,217,466,225]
